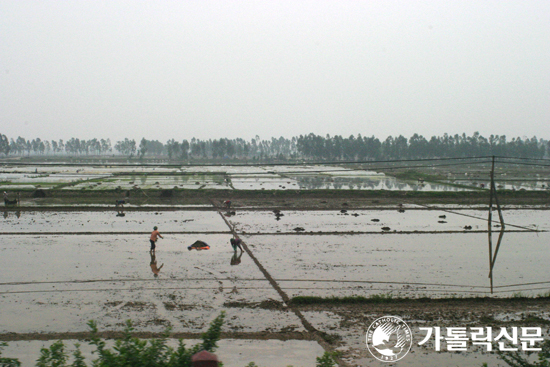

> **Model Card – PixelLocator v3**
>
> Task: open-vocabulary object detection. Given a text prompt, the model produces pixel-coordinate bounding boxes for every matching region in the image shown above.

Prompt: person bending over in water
[230,237,243,252]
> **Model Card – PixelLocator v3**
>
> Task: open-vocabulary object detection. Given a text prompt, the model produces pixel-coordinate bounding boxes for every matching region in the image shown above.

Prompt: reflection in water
[453,180,550,191]
[3,210,22,219]
[488,227,505,294]
[150,250,164,278]
[230,251,243,266]
[293,175,471,191]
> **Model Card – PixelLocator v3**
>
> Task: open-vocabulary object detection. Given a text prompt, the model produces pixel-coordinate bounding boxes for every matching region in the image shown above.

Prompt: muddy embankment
[5,188,550,209]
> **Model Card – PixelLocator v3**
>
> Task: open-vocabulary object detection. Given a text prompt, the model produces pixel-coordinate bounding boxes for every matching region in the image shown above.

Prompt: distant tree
[180,139,189,160]
[58,140,65,154]
[114,138,136,157]
[138,138,148,159]
[51,140,58,154]
[9,139,18,155]
[100,139,111,154]
[0,134,9,156]
[165,139,180,160]
[145,140,164,156]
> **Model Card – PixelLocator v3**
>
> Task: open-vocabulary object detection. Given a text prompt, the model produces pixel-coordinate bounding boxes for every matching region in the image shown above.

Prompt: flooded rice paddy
[1,202,549,366]
[0,164,476,191]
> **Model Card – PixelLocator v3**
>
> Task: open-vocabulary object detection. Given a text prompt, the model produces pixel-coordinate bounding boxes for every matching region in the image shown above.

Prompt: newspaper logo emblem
[366,316,413,362]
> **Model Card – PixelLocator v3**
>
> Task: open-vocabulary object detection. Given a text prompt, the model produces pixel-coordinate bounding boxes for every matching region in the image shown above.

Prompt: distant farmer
[3,191,18,206]
[150,226,163,251]
[223,200,231,208]
[115,199,127,207]
[230,237,243,252]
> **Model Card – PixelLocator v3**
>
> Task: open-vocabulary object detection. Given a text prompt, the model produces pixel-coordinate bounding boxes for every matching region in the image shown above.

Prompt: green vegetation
[0,342,21,367]
[315,352,338,367]
[290,293,550,306]
[291,294,396,305]
[489,339,550,367]
[1,314,339,367]
[2,132,548,161]
[3,312,225,367]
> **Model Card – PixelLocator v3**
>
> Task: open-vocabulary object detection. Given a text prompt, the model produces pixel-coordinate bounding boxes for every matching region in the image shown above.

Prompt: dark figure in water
[115,199,127,207]
[3,191,18,206]
[230,251,243,266]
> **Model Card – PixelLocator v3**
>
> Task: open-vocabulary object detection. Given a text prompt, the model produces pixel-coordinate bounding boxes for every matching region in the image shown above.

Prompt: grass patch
[391,170,445,182]
[521,315,550,325]
[290,294,397,305]
[290,293,550,306]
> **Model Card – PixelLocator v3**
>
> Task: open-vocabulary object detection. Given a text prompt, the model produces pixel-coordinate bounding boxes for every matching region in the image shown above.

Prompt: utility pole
[488,156,505,229]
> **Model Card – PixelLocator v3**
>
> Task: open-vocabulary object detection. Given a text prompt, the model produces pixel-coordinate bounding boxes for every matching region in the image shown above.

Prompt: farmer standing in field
[150,226,163,252]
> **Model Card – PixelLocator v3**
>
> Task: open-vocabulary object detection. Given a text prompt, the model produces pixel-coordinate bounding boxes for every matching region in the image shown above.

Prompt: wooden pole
[488,223,493,294]
[491,167,505,229]
[488,156,495,231]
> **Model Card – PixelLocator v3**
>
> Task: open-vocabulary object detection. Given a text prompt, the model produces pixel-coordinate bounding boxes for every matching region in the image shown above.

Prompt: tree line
[0,132,547,161]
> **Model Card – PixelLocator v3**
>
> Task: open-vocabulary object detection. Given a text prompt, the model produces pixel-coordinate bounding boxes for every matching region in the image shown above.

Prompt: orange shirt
[150,230,161,241]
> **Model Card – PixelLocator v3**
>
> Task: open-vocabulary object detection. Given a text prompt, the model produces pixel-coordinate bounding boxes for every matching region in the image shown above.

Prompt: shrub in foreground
[34,311,225,367]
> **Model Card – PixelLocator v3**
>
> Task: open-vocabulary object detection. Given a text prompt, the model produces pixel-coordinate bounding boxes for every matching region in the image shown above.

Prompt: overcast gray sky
[1,0,549,143]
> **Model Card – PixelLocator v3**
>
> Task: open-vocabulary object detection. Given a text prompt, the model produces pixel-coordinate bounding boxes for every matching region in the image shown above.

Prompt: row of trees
[297,133,547,160]
[2,137,113,156]
[0,132,548,160]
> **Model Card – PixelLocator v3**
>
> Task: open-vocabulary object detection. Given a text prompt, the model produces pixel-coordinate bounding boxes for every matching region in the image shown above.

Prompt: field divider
[0,231,231,235]
[0,330,315,342]
[210,199,349,366]
[0,230,539,236]
[234,229,536,235]
[412,203,542,232]
[0,278,496,288]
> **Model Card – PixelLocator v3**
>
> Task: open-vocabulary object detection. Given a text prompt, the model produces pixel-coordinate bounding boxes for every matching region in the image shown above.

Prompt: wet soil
[5,188,550,209]
[2,188,550,366]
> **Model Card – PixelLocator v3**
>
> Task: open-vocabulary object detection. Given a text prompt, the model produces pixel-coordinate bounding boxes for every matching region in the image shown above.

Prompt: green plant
[87,311,226,367]
[316,351,337,367]
[36,340,68,367]
[0,341,21,367]
[494,339,550,367]
[0,312,226,367]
